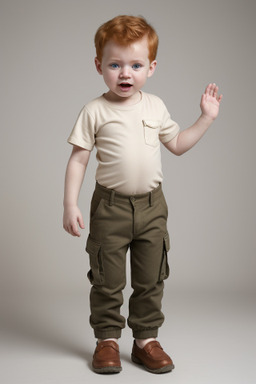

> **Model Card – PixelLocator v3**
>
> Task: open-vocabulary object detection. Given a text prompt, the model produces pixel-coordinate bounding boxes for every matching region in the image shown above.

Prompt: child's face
[95,36,157,104]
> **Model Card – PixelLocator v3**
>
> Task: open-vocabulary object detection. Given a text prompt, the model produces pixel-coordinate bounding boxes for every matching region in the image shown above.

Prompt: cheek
[135,72,148,85]
[103,71,116,85]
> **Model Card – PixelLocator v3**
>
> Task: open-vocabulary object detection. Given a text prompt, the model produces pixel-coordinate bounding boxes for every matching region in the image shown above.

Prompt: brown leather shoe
[92,340,122,374]
[131,340,175,374]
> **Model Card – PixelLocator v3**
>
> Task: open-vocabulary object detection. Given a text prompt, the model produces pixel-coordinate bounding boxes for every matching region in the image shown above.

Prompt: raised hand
[200,83,223,120]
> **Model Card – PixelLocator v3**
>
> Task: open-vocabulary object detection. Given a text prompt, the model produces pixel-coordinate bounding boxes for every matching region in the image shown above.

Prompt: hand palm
[200,83,222,120]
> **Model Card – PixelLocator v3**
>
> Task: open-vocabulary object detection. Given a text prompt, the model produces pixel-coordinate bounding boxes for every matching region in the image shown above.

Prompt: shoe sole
[131,354,175,374]
[93,365,122,374]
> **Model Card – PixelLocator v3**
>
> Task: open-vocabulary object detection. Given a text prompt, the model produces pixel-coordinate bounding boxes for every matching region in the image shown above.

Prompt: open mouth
[119,83,132,88]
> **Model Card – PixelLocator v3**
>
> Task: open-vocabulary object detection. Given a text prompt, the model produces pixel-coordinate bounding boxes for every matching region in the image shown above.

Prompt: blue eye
[132,63,142,69]
[110,63,119,69]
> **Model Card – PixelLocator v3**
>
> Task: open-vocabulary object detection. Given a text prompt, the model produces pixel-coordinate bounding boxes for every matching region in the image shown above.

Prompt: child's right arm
[63,145,90,237]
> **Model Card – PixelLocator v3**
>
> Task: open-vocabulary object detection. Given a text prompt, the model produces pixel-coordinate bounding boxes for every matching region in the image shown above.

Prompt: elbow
[166,147,183,156]
[172,148,184,156]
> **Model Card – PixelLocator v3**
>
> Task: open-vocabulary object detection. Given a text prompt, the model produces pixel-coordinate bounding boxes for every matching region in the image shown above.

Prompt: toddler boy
[63,15,222,374]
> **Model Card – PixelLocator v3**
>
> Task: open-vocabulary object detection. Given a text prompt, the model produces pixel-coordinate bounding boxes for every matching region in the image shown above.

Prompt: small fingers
[205,83,222,101]
[205,83,212,95]
[213,85,218,97]
[78,216,85,230]
[205,83,216,96]
[64,221,81,237]
[71,223,81,237]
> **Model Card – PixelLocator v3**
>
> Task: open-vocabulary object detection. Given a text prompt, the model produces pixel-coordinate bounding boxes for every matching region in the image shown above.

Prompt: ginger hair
[94,15,158,63]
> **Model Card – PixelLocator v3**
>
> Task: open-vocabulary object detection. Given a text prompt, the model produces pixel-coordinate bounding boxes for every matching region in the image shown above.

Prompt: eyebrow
[107,58,146,63]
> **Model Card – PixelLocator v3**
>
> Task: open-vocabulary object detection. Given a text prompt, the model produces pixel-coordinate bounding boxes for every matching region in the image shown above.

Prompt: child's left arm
[164,83,223,156]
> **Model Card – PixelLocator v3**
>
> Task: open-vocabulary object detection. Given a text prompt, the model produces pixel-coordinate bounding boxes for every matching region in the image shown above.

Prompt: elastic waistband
[94,182,163,207]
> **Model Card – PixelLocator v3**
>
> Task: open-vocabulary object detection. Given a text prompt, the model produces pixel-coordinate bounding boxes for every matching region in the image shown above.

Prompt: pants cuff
[132,328,159,339]
[94,328,122,339]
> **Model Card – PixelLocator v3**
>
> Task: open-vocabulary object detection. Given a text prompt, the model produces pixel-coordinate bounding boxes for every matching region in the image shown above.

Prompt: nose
[119,65,131,79]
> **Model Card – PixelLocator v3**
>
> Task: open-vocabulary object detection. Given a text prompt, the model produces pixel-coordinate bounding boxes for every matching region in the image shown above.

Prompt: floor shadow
[121,352,133,365]
[1,296,94,365]
[2,319,92,362]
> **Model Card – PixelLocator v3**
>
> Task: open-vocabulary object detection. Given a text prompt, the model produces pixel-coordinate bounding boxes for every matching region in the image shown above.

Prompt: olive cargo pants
[86,182,170,339]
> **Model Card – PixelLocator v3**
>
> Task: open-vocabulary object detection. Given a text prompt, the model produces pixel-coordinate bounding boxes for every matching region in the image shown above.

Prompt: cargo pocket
[86,235,104,285]
[159,232,170,282]
[143,120,160,147]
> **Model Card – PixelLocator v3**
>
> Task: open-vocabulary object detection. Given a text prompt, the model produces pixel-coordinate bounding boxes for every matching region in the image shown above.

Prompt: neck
[104,91,142,106]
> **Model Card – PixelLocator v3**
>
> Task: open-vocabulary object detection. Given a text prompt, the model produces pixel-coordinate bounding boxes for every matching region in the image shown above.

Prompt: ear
[147,60,157,78]
[95,57,103,75]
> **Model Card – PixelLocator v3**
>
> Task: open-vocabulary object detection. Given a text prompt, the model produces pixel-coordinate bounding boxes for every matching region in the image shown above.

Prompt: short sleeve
[67,106,96,151]
[159,103,180,144]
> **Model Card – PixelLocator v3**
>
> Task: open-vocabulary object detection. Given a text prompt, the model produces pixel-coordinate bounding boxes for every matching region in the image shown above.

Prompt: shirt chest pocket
[143,120,161,147]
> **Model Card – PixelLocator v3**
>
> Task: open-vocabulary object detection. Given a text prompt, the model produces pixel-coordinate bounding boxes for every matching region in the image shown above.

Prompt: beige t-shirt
[68,91,180,194]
